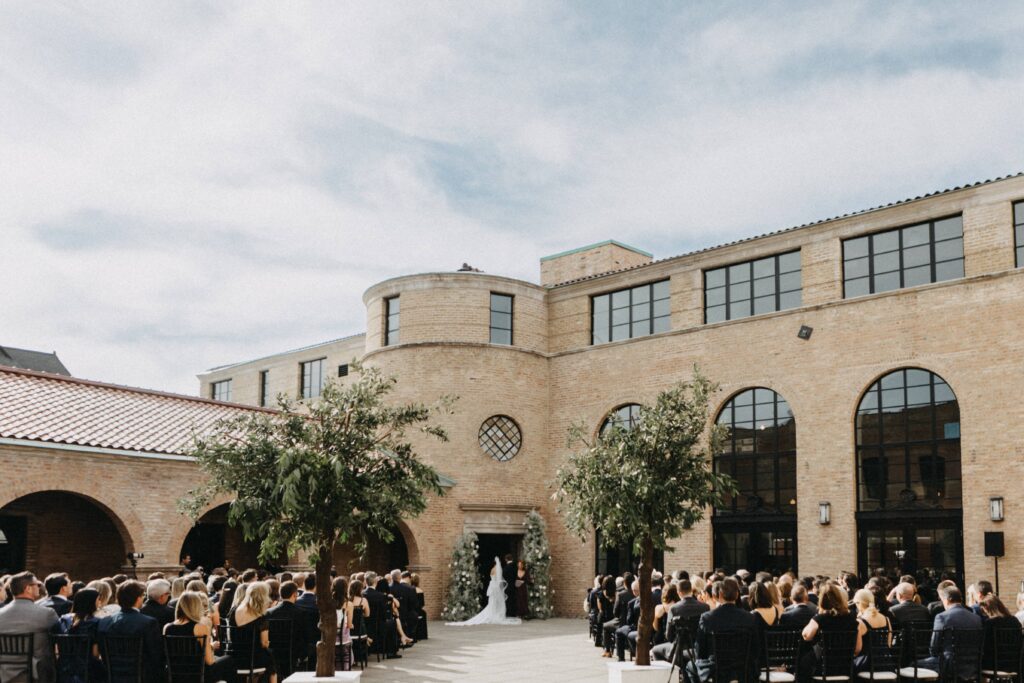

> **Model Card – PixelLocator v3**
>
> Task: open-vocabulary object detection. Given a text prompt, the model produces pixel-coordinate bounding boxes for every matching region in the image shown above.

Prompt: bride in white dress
[445,556,522,626]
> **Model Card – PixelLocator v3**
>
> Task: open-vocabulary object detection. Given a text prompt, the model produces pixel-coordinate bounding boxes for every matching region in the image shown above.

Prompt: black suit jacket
[694,603,758,682]
[889,600,933,629]
[98,608,163,683]
[502,563,516,598]
[624,597,641,630]
[612,588,630,623]
[140,599,174,629]
[780,603,817,632]
[390,582,419,633]
[267,600,314,658]
[665,596,709,643]
[38,596,72,618]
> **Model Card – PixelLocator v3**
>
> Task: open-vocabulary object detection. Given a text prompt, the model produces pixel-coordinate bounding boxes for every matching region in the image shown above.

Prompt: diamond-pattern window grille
[478,415,521,462]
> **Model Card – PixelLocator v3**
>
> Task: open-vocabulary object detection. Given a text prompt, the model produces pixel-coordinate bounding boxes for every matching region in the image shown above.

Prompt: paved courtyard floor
[357,618,612,682]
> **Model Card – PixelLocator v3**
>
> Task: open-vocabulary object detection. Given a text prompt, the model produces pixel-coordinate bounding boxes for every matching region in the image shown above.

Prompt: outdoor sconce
[990,496,1005,522]
[818,501,831,525]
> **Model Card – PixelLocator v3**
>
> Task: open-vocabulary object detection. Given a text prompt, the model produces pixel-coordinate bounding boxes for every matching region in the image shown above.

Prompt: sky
[2,2,1024,395]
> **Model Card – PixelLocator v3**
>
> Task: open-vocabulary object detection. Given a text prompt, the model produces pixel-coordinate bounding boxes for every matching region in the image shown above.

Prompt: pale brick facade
[5,174,1023,620]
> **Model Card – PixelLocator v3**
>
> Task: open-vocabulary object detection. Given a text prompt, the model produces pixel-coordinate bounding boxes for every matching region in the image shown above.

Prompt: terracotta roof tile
[0,365,270,456]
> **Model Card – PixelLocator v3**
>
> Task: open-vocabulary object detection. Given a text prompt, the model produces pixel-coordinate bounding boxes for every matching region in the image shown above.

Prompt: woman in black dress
[57,588,105,683]
[228,581,276,683]
[515,561,532,620]
[799,582,862,683]
[165,591,235,683]
[411,573,428,640]
[979,594,1021,672]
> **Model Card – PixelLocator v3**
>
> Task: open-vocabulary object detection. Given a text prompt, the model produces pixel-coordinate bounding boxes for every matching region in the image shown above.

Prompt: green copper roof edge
[540,240,653,262]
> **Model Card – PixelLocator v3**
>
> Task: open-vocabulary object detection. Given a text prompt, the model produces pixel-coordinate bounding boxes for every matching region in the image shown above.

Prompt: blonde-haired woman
[86,580,119,617]
[165,591,235,682]
[228,581,276,683]
[170,577,188,602]
[851,588,891,673]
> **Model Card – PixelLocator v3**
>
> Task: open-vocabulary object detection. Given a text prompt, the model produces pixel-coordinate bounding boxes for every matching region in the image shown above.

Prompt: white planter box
[607,660,673,683]
[283,672,361,683]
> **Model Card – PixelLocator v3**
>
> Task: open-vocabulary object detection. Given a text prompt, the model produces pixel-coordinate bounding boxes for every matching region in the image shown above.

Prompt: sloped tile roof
[549,171,1024,287]
[0,365,269,456]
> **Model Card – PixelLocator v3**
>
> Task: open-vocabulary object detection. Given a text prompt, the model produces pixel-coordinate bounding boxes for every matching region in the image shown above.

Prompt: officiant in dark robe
[502,554,517,617]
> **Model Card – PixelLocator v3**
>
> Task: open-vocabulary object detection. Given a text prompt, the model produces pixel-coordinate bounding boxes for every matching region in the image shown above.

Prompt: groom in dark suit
[502,554,517,617]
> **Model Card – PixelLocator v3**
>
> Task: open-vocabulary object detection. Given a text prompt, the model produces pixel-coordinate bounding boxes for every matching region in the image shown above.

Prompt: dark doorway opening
[181,523,226,571]
[713,519,797,575]
[0,515,27,574]
[476,533,521,605]
[595,530,665,577]
[857,513,963,592]
[180,504,267,572]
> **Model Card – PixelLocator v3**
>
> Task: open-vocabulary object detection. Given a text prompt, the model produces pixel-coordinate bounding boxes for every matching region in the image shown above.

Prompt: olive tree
[180,363,452,676]
[554,370,735,666]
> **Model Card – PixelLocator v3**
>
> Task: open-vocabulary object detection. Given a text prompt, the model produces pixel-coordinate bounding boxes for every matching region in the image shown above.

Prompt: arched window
[856,368,960,510]
[600,403,642,435]
[715,388,796,514]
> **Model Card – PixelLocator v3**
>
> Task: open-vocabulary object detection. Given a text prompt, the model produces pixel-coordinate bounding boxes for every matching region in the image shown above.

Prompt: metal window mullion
[897,228,905,289]
[868,235,876,294]
[724,267,731,321]
[648,284,655,335]
[929,221,937,284]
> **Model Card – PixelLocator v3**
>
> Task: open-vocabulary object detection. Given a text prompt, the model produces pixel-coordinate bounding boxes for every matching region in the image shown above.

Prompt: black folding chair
[710,631,755,683]
[762,629,801,683]
[267,620,294,679]
[946,629,983,683]
[0,634,36,683]
[982,627,1023,683]
[857,628,900,682]
[898,626,941,682]
[164,634,206,683]
[53,634,92,683]
[101,635,144,683]
[350,611,369,670]
[222,625,267,683]
[813,630,857,683]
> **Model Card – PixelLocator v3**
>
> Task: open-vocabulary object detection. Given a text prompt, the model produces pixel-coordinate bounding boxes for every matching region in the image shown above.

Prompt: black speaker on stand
[984,532,1004,596]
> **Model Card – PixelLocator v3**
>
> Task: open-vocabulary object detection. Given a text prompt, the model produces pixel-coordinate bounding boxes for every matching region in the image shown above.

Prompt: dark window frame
[384,296,400,346]
[211,379,232,402]
[842,214,965,298]
[299,357,326,400]
[590,279,670,345]
[489,292,514,345]
[599,403,643,436]
[1014,201,1024,268]
[703,250,802,324]
[258,370,269,407]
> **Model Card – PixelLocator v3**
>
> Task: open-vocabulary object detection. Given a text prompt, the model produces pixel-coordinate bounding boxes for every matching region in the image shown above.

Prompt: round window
[478,415,521,462]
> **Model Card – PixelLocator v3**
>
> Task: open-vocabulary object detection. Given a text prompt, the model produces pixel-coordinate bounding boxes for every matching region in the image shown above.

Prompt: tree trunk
[635,536,655,666]
[314,542,337,677]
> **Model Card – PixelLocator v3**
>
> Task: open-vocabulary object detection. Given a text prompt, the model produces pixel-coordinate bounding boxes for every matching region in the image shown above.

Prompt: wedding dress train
[445,556,522,626]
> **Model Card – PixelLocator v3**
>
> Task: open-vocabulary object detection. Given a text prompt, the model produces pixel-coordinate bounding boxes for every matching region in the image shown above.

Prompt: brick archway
[166,494,235,566]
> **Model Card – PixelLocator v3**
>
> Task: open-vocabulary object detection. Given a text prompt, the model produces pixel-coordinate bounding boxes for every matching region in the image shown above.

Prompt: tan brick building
[4,173,1024,617]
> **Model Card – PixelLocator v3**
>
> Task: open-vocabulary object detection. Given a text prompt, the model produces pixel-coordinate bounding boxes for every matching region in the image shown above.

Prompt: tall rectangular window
[300,358,325,399]
[211,379,232,402]
[258,370,269,407]
[843,215,964,298]
[1015,201,1024,267]
[704,250,801,324]
[591,279,670,345]
[489,293,513,345]
[384,296,400,346]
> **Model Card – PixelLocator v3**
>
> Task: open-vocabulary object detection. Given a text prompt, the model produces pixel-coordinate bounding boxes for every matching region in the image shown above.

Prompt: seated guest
[296,574,317,612]
[266,579,281,608]
[141,579,174,628]
[595,576,617,658]
[889,582,932,629]
[363,572,400,659]
[97,580,163,683]
[1015,592,1024,626]
[389,569,419,644]
[268,580,315,669]
[979,595,1020,673]
[927,579,956,619]
[799,582,861,683]
[377,577,414,647]
[217,580,239,621]
[652,578,708,663]
[164,591,235,683]
[346,580,371,660]
[852,588,891,673]
[228,581,276,683]
[0,572,60,683]
[602,576,628,657]
[781,585,817,631]
[410,573,428,641]
[914,585,982,678]
[652,584,680,646]
[749,581,782,639]
[969,580,994,619]
[38,573,73,617]
[57,587,105,683]
[614,581,641,662]
[689,578,757,683]
[168,577,187,610]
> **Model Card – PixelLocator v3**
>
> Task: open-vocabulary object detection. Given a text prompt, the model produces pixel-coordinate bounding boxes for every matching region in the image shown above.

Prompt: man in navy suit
[37,573,72,617]
[98,581,163,683]
[689,578,758,683]
[614,581,641,661]
[652,579,709,663]
[915,585,982,678]
[780,584,818,631]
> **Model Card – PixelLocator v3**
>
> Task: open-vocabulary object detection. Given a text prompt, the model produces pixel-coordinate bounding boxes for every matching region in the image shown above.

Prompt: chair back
[222,624,261,675]
[267,620,294,679]
[816,629,857,679]
[710,631,753,683]
[163,635,206,683]
[0,634,36,683]
[763,629,801,676]
[947,629,983,682]
[861,628,899,678]
[988,626,1023,676]
[54,634,92,683]
[101,635,144,683]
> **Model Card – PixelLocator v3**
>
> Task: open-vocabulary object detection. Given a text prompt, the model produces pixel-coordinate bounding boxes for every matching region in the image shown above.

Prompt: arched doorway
[332,525,410,575]
[0,491,131,579]
[179,503,266,573]
[855,368,963,585]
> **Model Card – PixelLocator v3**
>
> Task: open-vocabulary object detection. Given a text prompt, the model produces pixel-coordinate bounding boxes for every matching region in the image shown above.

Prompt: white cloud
[1,1,1022,393]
